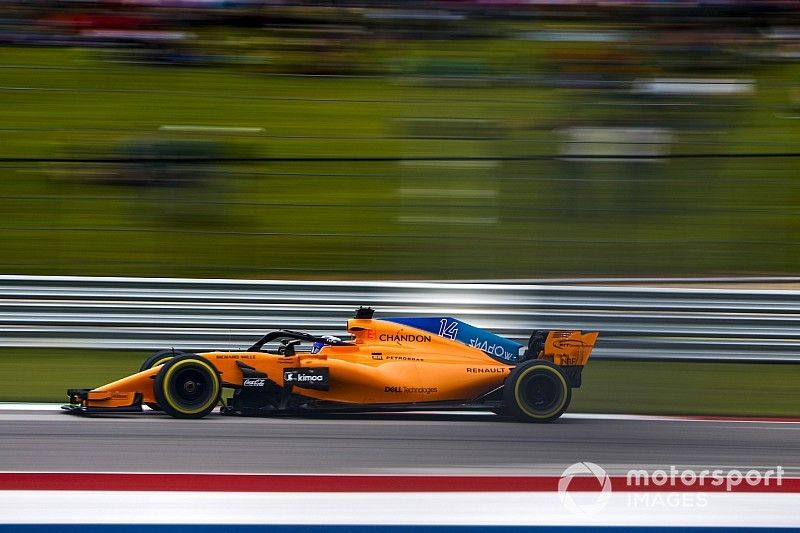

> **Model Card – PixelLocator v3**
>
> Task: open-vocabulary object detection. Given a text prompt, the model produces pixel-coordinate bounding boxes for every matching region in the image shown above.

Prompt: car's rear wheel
[140,349,184,411]
[503,360,571,422]
[154,355,221,419]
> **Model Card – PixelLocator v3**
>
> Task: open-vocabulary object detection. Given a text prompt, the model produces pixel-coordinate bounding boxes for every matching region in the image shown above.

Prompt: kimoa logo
[285,372,323,382]
[558,462,612,515]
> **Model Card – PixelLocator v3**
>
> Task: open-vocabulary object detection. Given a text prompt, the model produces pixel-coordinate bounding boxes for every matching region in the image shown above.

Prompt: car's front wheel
[503,360,571,422]
[154,354,221,419]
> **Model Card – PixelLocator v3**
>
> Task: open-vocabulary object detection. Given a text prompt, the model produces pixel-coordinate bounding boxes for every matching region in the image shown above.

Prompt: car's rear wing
[527,330,599,367]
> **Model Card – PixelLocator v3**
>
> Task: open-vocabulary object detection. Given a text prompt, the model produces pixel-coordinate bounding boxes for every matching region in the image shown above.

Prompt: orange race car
[64,308,598,422]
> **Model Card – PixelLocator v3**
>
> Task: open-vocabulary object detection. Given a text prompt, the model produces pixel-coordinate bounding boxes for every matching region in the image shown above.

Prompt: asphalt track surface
[0,407,798,475]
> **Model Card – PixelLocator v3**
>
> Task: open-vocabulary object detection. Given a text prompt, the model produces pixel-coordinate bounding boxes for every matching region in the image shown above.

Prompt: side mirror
[279,339,302,357]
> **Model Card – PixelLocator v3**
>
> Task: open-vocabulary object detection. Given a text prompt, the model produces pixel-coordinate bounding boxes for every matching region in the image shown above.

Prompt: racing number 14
[438,319,458,340]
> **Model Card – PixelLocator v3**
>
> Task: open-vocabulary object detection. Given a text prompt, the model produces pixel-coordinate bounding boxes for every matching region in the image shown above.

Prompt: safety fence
[1,275,799,362]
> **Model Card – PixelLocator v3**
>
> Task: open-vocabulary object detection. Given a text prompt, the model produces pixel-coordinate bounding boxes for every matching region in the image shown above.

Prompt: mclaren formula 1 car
[64,308,598,422]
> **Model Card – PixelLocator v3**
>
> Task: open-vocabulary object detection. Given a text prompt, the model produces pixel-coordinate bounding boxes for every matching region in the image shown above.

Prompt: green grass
[4,348,798,417]
[575,360,800,417]
[0,349,144,403]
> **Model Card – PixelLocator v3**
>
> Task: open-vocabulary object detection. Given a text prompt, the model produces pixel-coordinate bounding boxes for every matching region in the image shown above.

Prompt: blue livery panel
[382,316,525,362]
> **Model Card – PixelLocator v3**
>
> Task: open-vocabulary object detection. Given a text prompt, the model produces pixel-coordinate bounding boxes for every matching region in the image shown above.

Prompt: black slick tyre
[139,349,184,411]
[503,359,571,422]
[154,354,221,419]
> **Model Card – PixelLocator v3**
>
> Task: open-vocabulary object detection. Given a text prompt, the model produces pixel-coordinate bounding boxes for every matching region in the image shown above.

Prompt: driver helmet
[311,335,342,354]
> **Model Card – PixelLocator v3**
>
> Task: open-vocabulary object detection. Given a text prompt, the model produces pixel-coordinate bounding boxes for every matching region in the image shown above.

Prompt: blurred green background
[2,5,800,279]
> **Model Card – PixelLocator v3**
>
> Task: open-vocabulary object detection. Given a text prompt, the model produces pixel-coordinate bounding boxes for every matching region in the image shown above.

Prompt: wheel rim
[518,371,563,415]
[167,366,214,409]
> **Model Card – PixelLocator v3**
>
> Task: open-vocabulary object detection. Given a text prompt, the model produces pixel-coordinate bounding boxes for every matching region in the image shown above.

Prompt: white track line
[0,403,63,411]
[0,491,797,526]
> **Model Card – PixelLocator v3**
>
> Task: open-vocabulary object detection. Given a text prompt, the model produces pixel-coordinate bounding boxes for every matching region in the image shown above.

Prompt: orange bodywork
[74,317,598,410]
